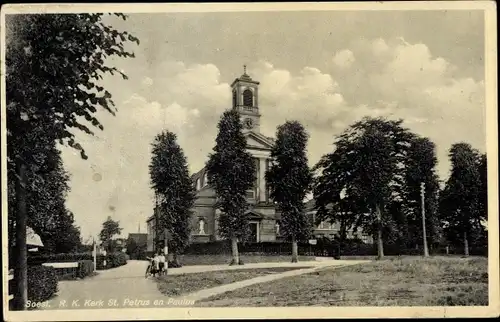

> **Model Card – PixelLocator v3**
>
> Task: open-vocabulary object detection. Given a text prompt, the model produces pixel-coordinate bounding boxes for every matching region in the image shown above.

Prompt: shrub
[27,265,58,303]
[77,260,94,278]
[168,260,182,268]
[107,252,128,268]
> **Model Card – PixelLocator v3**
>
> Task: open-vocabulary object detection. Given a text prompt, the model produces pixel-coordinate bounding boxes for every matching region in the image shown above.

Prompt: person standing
[158,251,166,276]
[152,253,160,277]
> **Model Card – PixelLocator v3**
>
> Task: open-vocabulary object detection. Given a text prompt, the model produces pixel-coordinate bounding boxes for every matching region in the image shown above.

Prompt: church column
[214,209,221,240]
[259,158,267,202]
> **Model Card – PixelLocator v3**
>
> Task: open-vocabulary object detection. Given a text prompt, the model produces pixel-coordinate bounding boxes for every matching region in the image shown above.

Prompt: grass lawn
[175,254,315,266]
[196,256,488,307]
[155,266,310,297]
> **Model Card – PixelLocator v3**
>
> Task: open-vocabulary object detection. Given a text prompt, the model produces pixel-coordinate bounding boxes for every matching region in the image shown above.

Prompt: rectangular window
[246,158,259,200]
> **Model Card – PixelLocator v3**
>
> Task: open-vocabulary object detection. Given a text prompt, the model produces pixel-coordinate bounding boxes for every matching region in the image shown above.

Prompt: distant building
[304,199,373,243]
[127,233,148,259]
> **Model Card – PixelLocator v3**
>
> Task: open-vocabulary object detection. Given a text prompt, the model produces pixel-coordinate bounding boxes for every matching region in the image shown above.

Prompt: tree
[439,143,484,256]
[6,14,138,309]
[6,12,139,242]
[99,216,123,252]
[478,154,488,220]
[149,131,196,265]
[266,121,313,262]
[206,110,256,265]
[41,210,82,254]
[401,137,442,251]
[313,117,413,259]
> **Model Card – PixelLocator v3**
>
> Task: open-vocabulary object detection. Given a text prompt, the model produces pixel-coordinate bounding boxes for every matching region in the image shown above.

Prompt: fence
[42,262,80,280]
[183,240,488,257]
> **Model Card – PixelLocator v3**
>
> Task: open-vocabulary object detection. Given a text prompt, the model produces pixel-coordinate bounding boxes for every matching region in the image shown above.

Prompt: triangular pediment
[244,131,274,150]
[245,209,265,219]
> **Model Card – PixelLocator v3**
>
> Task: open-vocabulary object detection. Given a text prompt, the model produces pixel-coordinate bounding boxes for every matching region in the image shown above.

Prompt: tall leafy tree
[478,154,488,220]
[266,121,313,262]
[6,13,138,310]
[401,137,442,251]
[6,13,139,237]
[41,210,82,254]
[99,216,123,252]
[149,131,196,265]
[313,117,413,259]
[206,110,256,265]
[439,143,483,256]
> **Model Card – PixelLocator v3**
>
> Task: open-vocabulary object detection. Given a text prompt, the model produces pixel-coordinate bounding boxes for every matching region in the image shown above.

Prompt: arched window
[195,178,201,190]
[243,89,253,107]
[232,90,237,107]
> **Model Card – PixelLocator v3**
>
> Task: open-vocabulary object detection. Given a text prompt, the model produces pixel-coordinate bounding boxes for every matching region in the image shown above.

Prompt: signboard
[27,226,44,247]
[308,239,317,245]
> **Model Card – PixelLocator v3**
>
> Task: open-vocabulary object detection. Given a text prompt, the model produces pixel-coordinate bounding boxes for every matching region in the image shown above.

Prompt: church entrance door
[249,222,259,242]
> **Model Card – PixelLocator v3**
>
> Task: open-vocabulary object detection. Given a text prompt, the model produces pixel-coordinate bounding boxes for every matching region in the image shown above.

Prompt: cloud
[333,49,356,68]
[62,39,484,239]
[62,62,230,238]
[332,37,485,178]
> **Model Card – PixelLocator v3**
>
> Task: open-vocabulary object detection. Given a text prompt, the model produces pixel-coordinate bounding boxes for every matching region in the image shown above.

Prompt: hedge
[182,239,487,257]
[77,260,94,279]
[29,252,129,270]
[27,265,58,303]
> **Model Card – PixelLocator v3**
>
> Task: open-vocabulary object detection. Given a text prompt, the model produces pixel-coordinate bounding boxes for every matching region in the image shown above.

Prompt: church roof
[231,66,260,86]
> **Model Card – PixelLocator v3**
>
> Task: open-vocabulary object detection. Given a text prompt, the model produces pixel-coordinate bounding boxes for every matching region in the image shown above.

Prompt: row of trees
[313,118,487,259]
[6,13,139,309]
[149,110,314,264]
[150,111,488,264]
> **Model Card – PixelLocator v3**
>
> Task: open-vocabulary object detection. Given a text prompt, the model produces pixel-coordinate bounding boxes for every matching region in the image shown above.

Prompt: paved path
[170,260,369,305]
[39,259,369,310]
[41,260,162,310]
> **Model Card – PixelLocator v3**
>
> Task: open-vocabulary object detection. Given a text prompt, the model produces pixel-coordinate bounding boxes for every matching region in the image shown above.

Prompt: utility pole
[14,161,28,310]
[420,182,429,257]
[154,192,159,253]
[92,237,97,271]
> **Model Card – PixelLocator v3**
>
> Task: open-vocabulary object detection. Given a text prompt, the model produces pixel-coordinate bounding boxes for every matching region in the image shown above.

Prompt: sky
[57,10,486,241]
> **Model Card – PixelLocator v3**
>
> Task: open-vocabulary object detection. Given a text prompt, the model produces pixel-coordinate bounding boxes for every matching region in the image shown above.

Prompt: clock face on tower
[244,118,254,129]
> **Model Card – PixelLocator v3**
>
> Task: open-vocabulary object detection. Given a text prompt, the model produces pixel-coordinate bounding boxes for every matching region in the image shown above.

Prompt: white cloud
[333,49,356,68]
[62,41,485,239]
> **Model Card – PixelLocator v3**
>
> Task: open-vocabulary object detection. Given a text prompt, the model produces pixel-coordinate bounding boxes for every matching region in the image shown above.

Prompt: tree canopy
[99,216,123,252]
[313,117,414,258]
[266,121,312,242]
[205,109,256,241]
[149,131,196,256]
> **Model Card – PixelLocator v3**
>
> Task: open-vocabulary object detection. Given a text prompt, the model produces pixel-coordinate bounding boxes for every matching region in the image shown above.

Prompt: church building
[189,67,280,243]
[146,68,368,250]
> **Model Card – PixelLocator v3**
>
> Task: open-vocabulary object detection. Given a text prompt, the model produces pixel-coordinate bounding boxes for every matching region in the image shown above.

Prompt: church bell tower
[231,65,261,133]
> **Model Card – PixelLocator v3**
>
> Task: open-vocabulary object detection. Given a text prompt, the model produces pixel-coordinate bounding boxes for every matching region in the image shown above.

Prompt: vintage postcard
[1,1,498,321]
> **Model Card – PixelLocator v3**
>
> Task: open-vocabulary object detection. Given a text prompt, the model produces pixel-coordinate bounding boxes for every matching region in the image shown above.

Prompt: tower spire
[243,64,247,75]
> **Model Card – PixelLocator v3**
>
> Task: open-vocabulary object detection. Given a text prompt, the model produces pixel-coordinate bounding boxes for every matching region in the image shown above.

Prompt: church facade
[146,68,369,249]
[189,68,280,243]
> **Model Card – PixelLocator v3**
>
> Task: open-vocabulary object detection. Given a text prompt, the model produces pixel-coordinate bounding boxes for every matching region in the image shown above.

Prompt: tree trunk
[291,236,298,263]
[376,204,384,260]
[464,231,469,257]
[14,161,28,310]
[230,237,240,265]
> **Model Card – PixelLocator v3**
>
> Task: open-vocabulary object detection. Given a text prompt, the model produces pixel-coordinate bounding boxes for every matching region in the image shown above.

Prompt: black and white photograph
[1,2,498,321]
